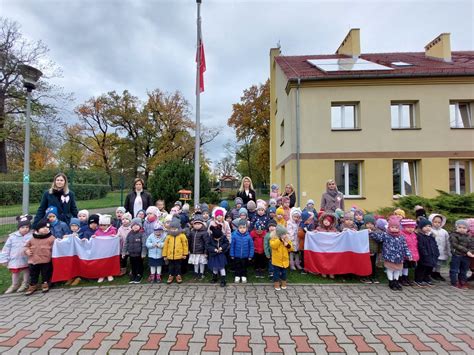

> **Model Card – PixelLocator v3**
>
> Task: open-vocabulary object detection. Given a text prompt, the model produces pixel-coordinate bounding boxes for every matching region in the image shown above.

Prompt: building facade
[270,29,474,211]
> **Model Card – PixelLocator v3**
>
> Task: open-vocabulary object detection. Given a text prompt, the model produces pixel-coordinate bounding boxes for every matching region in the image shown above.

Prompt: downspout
[296,77,301,207]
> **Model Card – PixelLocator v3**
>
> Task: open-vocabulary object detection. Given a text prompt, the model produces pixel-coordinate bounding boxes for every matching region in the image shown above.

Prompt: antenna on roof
[277,40,281,49]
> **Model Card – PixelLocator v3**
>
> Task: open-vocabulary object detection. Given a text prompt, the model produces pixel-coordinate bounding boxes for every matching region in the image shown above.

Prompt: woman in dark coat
[33,173,78,228]
[124,178,153,218]
[282,184,296,208]
[236,176,256,207]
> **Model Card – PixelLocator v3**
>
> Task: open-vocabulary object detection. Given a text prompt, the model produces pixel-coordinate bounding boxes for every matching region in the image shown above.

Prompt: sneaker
[71,277,81,286]
[360,278,372,284]
[176,275,183,284]
[425,280,434,286]
[400,277,410,287]
[241,277,247,283]
[41,282,49,293]
[460,282,469,290]
[220,276,227,287]
[135,275,142,284]
[25,285,37,296]
[438,275,446,282]
[274,281,281,291]
[300,270,307,275]
[281,281,287,290]
[234,276,240,283]
[4,285,19,294]
[107,276,114,282]
[64,279,74,286]
[167,275,174,284]
[98,278,104,283]
[414,281,427,287]
[128,279,135,284]
[199,273,205,281]
[372,278,380,284]
[17,283,28,293]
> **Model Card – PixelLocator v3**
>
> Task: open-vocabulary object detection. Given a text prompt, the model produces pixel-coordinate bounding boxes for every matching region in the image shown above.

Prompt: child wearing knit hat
[230,219,254,283]
[113,207,126,229]
[94,214,118,283]
[414,218,439,287]
[287,208,303,271]
[269,225,293,290]
[123,218,148,284]
[270,184,280,200]
[146,222,166,283]
[209,207,232,241]
[231,197,244,220]
[359,214,380,284]
[162,218,189,284]
[77,209,89,228]
[275,207,286,227]
[449,219,474,289]
[428,213,450,282]
[250,220,268,278]
[207,225,230,287]
[264,220,277,279]
[118,212,133,276]
[341,212,357,232]
[399,219,419,286]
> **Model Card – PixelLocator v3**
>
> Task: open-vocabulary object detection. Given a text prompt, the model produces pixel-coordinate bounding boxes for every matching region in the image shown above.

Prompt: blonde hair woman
[320,179,345,213]
[282,184,296,208]
[33,173,78,228]
[236,176,256,207]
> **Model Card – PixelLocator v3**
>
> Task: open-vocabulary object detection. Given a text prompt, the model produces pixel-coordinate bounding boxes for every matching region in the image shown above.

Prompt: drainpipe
[296,77,301,207]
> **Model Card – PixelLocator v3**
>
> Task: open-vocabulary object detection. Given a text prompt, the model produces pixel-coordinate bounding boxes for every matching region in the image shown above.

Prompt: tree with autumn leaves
[227,79,270,187]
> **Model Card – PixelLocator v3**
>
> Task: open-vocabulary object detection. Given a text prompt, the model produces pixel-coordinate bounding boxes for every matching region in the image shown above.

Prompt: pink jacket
[401,230,419,262]
[94,226,117,237]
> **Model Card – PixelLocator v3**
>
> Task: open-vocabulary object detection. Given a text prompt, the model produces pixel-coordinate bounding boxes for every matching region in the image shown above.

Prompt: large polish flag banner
[304,230,371,276]
[52,236,120,282]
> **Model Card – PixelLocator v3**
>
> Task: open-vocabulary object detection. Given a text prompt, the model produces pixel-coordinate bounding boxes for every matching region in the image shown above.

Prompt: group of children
[1,194,473,294]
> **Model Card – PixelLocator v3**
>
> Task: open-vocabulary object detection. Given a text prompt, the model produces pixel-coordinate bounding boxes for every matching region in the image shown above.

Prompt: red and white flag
[196,39,206,93]
[304,229,371,276]
[51,236,120,282]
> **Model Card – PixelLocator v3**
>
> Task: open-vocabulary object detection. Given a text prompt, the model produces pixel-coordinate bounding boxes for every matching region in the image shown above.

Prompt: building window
[335,161,361,197]
[450,160,473,194]
[393,160,418,196]
[280,120,285,146]
[450,102,473,128]
[331,103,358,129]
[391,103,416,129]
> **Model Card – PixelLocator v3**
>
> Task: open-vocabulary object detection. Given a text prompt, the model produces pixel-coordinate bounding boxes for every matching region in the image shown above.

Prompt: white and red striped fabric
[52,236,120,282]
[304,230,371,276]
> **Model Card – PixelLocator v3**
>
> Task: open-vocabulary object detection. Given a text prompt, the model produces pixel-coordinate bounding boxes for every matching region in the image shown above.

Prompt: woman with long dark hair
[124,178,153,218]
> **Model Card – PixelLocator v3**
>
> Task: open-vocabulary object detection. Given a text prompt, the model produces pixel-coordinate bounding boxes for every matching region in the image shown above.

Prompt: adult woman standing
[236,176,256,207]
[33,173,78,228]
[282,184,296,208]
[320,179,345,213]
[124,178,153,217]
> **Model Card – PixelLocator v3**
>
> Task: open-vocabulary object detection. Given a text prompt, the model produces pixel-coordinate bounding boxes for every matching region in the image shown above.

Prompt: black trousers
[415,264,432,282]
[120,255,128,268]
[254,253,267,270]
[129,256,143,277]
[234,258,248,277]
[168,260,182,276]
[29,262,52,285]
[370,253,377,278]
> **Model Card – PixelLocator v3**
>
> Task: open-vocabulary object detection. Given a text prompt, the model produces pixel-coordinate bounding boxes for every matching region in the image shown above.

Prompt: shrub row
[0,182,110,205]
[0,168,109,185]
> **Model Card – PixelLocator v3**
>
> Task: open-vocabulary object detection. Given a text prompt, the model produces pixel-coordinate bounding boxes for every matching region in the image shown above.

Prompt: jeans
[29,262,52,285]
[449,255,470,285]
[272,265,287,282]
[268,258,274,274]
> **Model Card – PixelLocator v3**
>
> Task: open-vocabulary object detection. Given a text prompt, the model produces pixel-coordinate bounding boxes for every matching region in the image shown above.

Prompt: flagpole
[194,0,202,208]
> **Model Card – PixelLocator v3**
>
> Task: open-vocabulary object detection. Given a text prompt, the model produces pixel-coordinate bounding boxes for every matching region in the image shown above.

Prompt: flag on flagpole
[196,39,206,93]
[304,229,371,276]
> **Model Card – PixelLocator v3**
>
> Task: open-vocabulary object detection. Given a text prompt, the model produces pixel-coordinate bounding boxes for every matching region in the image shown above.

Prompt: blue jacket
[146,233,166,259]
[79,226,96,240]
[50,220,70,239]
[230,230,254,259]
[416,232,440,267]
[33,190,78,228]
[250,214,270,231]
[369,231,411,264]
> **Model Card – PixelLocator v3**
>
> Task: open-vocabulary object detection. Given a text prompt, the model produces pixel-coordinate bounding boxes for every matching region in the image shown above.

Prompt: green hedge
[0,168,109,185]
[0,182,110,205]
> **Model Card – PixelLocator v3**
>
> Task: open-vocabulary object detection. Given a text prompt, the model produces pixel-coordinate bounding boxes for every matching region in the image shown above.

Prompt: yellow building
[269,29,474,211]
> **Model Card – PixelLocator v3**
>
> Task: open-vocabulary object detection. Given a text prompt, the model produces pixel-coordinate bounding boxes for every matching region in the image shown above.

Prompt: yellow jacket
[269,237,293,268]
[162,233,189,260]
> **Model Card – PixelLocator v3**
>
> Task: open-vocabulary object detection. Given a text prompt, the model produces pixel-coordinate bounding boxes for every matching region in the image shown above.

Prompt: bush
[0,169,109,185]
[0,182,110,205]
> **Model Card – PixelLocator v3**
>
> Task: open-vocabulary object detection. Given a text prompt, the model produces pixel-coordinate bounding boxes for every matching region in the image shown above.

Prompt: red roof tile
[274,51,474,81]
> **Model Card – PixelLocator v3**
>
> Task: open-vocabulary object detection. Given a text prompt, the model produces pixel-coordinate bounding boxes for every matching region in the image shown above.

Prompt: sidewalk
[0,283,472,354]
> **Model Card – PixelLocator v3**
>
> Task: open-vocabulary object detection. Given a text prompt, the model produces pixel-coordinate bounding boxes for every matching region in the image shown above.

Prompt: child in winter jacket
[231,197,243,220]
[264,220,277,278]
[449,220,474,289]
[95,214,118,283]
[24,219,56,295]
[246,201,257,223]
[316,213,337,232]
[146,222,166,283]
[209,208,232,241]
[250,220,267,278]
[251,202,270,232]
[163,218,189,284]
[112,207,125,229]
[45,206,70,239]
[275,207,286,227]
[287,208,302,271]
[77,210,89,228]
[117,212,132,276]
[369,216,412,291]
[123,218,147,284]
[353,209,365,231]
[62,218,83,286]
[80,214,99,240]
[360,214,380,284]
[429,213,450,281]
[415,218,440,287]
[230,219,254,283]
[270,183,280,200]
[341,212,357,231]
[187,213,209,280]
[0,215,33,294]
[399,219,419,286]
[270,225,293,291]
[207,225,230,287]
[143,206,160,238]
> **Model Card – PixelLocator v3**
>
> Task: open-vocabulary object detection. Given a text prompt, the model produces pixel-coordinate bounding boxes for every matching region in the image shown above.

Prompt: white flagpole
[194,0,202,208]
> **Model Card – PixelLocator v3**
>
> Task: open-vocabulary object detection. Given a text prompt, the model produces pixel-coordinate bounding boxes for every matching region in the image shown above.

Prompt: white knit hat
[98,214,112,225]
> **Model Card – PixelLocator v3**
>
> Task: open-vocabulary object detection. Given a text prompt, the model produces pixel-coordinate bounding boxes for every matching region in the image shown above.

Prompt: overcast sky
[2,0,473,165]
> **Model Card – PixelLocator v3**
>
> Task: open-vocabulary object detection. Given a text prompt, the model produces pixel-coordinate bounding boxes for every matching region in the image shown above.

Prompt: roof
[274,51,474,82]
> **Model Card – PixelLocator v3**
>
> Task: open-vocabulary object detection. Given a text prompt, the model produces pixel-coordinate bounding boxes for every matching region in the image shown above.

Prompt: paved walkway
[0,283,472,354]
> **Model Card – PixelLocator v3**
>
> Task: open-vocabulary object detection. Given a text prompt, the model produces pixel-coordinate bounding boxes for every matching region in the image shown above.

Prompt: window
[450,160,473,194]
[393,160,418,196]
[391,103,416,129]
[280,120,285,146]
[331,103,358,129]
[335,161,361,197]
[450,102,473,128]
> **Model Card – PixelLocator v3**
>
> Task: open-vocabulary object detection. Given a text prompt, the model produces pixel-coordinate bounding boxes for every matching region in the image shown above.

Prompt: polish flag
[196,39,206,93]
[51,236,120,282]
[304,229,371,276]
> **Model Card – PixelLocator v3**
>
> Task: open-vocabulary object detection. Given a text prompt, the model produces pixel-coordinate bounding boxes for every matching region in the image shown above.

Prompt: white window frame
[331,103,358,130]
[450,160,473,194]
[393,160,418,197]
[336,161,362,198]
[280,119,285,146]
[450,102,473,128]
[391,103,416,129]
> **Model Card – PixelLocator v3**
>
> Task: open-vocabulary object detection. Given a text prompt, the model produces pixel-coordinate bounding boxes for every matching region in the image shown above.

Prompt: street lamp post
[18,64,43,215]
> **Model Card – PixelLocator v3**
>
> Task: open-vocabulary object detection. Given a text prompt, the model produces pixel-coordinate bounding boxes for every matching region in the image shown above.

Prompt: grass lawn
[1,191,123,218]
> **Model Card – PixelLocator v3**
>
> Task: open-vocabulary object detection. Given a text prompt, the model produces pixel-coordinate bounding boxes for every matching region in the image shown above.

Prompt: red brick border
[26,331,58,348]
[234,335,251,352]
[0,330,33,347]
[111,332,138,349]
[454,334,474,349]
[376,335,404,352]
[292,336,314,353]
[171,334,193,351]
[320,335,345,353]
[263,336,283,353]
[82,332,111,349]
[427,334,462,352]
[141,333,165,350]
[348,335,376,353]
[52,332,84,349]
[202,335,221,352]
[401,334,433,352]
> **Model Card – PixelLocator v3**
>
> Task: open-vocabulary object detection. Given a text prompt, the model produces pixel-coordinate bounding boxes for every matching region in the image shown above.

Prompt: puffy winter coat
[230,230,254,259]
[450,231,474,257]
[123,230,147,257]
[162,233,189,260]
[0,231,32,269]
[270,237,294,268]
[416,232,440,267]
[400,230,419,262]
[369,232,412,264]
[286,220,300,252]
[24,233,55,265]
[251,214,270,231]
[250,230,265,254]
[430,227,450,260]
[50,220,70,239]
[146,233,166,259]
[33,190,78,228]
[187,228,209,254]
[117,224,132,250]
[264,232,272,258]
[206,235,230,257]
[208,220,231,241]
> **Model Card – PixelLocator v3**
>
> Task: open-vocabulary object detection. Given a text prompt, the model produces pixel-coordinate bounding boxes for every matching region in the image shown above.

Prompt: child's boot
[400,275,409,286]
[17,281,29,293]
[71,277,81,286]
[211,273,218,283]
[120,267,127,276]
[295,260,302,270]
[274,281,281,291]
[156,274,162,283]
[395,279,402,290]
[220,276,226,287]
[5,283,20,294]
[290,260,296,271]
[388,280,395,290]
[25,285,37,296]
[148,274,154,283]
[41,282,49,293]
[281,280,287,290]
[176,275,183,284]
[167,275,174,284]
